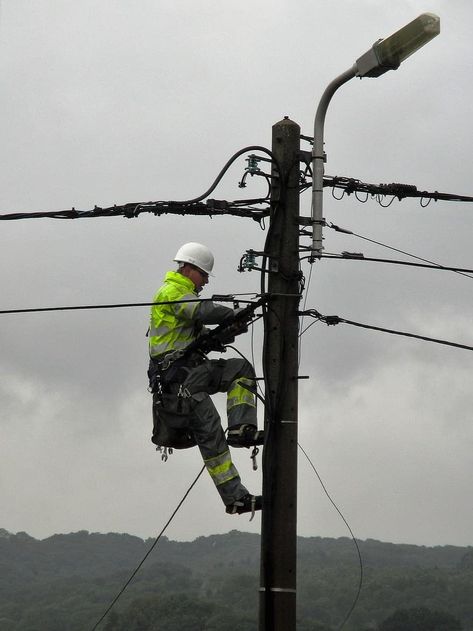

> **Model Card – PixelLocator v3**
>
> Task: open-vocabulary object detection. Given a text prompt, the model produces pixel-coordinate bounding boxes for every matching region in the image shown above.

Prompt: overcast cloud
[0,0,472,548]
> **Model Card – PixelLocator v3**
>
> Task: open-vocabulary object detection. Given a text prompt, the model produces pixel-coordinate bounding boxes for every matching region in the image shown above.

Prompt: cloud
[0,0,471,547]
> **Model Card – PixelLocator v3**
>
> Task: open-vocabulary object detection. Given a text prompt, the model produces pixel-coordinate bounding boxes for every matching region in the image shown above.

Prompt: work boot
[225,493,262,518]
[227,424,264,448]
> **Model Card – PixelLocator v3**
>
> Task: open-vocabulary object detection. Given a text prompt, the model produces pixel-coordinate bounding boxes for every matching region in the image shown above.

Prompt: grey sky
[1,1,472,547]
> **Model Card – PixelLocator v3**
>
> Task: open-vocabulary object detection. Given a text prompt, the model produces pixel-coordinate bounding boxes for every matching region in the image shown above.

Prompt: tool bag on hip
[151,391,196,450]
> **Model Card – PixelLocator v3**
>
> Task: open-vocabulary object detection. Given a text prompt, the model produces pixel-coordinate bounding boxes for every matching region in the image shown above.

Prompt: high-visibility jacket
[149,270,234,358]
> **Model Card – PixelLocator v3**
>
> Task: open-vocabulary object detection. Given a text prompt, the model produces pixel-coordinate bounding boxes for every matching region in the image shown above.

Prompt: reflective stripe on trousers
[227,377,256,413]
[204,450,239,487]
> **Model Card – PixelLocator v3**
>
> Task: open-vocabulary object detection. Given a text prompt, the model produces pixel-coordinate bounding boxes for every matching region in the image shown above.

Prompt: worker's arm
[196,300,237,326]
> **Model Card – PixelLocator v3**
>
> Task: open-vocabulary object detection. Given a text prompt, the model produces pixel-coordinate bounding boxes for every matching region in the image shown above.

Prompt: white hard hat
[174,242,214,275]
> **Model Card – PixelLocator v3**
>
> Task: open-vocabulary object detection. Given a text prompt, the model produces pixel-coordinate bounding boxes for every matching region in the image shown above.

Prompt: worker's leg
[182,357,257,428]
[181,357,262,448]
[187,391,249,506]
[218,358,257,429]
[209,358,264,447]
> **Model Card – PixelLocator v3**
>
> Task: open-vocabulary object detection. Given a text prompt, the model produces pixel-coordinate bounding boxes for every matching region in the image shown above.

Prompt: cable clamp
[329,222,353,235]
[324,315,341,326]
[341,251,364,259]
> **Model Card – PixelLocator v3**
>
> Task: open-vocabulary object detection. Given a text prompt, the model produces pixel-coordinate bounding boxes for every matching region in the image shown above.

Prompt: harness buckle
[177,384,191,399]
[161,349,184,371]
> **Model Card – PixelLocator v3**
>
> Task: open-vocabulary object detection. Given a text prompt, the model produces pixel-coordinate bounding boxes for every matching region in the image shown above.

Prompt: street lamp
[311,13,440,257]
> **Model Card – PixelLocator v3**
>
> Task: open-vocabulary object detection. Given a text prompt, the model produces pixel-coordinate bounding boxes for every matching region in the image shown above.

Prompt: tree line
[0,529,471,630]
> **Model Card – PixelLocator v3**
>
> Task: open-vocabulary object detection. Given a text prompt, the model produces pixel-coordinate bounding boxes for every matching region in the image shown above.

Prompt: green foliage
[378,606,463,630]
[0,529,472,630]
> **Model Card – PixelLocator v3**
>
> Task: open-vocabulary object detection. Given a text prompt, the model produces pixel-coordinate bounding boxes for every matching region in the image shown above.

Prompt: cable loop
[331,187,346,201]
[376,194,395,208]
[354,191,369,203]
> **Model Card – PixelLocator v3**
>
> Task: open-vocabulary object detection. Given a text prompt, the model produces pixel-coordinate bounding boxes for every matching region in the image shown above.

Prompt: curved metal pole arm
[311,64,357,257]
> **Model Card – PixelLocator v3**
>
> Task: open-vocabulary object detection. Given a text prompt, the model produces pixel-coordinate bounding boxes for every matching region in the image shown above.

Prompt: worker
[148,242,263,516]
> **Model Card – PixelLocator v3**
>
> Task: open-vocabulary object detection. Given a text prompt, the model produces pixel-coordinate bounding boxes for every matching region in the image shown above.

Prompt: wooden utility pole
[259,117,301,631]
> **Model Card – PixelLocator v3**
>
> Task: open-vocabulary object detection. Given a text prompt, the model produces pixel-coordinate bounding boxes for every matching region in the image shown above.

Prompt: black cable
[173,145,276,205]
[0,200,270,222]
[304,310,473,353]
[298,443,363,631]
[325,222,473,281]
[0,146,277,222]
[339,318,473,352]
[322,174,473,204]
[298,261,315,365]
[89,465,206,631]
[299,317,322,338]
[320,253,473,278]
[250,320,265,400]
[0,295,261,316]
[226,344,266,407]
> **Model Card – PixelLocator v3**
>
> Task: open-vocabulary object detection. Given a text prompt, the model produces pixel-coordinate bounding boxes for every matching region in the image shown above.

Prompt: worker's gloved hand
[232,320,248,336]
[234,307,251,320]
[217,329,236,345]
[200,331,227,353]
[232,307,251,334]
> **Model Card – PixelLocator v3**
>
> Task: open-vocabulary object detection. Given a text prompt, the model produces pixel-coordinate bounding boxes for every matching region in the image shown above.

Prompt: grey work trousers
[153,356,257,506]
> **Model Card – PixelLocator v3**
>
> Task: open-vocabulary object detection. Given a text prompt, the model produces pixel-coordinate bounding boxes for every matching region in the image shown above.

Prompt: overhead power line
[300,222,473,281]
[0,294,261,316]
[0,145,277,223]
[0,199,270,223]
[323,175,473,205]
[301,309,473,353]
[4,157,472,224]
[320,253,473,278]
[298,144,473,205]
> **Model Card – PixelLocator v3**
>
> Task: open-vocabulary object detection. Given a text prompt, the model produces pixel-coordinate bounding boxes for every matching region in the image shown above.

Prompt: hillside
[0,529,472,630]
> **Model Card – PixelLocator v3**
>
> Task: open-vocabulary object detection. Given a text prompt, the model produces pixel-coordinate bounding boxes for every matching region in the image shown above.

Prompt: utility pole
[259,117,301,631]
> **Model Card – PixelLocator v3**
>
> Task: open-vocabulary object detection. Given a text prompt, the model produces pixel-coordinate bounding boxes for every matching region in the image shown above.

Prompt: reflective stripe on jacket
[149,270,235,358]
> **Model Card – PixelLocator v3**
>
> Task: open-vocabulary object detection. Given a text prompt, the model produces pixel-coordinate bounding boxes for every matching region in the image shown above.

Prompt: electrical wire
[226,344,266,407]
[89,465,206,631]
[302,309,473,353]
[338,317,473,352]
[0,200,269,222]
[250,320,266,400]
[0,295,261,316]
[172,145,276,205]
[320,253,473,279]
[298,260,314,366]
[298,443,363,631]
[325,222,473,281]
[322,174,473,205]
[0,146,276,222]
[299,317,322,338]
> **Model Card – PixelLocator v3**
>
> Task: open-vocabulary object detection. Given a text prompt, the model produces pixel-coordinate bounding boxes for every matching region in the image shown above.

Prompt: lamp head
[356,13,440,78]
